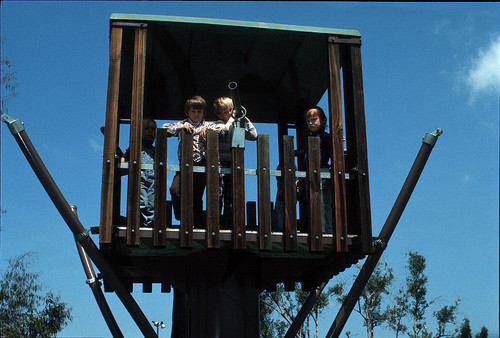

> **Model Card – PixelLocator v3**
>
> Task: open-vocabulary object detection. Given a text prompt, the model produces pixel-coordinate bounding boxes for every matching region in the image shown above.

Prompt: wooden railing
[108,129,369,254]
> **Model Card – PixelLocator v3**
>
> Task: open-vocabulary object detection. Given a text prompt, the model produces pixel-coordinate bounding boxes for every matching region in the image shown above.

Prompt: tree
[474,326,488,338]
[1,38,20,114]
[260,283,334,337]
[434,300,460,337]
[331,261,394,338]
[458,318,472,338]
[0,252,72,337]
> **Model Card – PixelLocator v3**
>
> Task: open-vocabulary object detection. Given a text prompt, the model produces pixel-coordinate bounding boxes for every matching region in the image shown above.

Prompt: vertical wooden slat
[282,135,297,252]
[257,134,272,251]
[180,131,194,248]
[349,44,372,254]
[231,148,246,249]
[205,131,220,248]
[99,26,123,245]
[126,27,147,246]
[307,136,323,252]
[154,128,167,247]
[328,37,348,252]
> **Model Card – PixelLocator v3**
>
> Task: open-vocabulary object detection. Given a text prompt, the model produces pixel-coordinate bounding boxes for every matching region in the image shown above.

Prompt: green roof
[110,13,361,37]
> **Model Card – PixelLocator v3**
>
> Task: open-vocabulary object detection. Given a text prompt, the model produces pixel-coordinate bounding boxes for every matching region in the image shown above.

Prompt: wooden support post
[282,135,297,252]
[206,131,220,248]
[180,131,194,248]
[343,42,373,254]
[257,134,272,251]
[328,37,348,253]
[307,136,323,252]
[232,148,246,249]
[154,128,167,247]
[100,26,123,245]
[127,27,147,246]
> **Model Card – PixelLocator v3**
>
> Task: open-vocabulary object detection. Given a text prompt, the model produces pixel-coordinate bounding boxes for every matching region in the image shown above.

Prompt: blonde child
[213,97,257,227]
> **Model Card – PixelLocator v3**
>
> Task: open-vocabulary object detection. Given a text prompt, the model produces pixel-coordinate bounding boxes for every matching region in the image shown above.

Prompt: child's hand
[199,126,208,138]
[182,123,194,134]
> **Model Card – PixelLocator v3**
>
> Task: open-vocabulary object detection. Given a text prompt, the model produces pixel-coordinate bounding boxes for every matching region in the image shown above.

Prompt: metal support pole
[326,128,443,338]
[1,114,157,338]
[284,282,327,338]
[70,205,124,338]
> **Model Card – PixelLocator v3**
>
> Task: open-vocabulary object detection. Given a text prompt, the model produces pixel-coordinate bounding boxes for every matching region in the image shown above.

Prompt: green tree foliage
[0,252,72,337]
[331,261,394,338]
[458,318,473,338]
[475,326,488,338]
[260,283,334,338]
[434,300,460,337]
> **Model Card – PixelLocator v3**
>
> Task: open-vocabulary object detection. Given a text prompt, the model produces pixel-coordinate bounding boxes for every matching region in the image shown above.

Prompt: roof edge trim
[110,13,361,37]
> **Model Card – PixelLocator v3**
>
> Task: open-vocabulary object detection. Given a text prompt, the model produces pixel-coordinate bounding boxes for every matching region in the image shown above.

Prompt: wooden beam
[99,26,122,245]
[257,134,272,251]
[349,44,372,253]
[126,27,147,246]
[328,37,348,252]
[205,131,220,248]
[231,148,246,249]
[307,136,323,252]
[154,128,167,247]
[282,135,297,252]
[180,131,194,248]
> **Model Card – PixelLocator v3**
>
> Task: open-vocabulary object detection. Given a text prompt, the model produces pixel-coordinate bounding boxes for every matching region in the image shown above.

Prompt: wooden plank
[307,136,323,252]
[154,128,167,247]
[257,135,272,251]
[99,26,122,245]
[349,44,373,254]
[282,135,297,252]
[205,131,220,248]
[126,27,147,247]
[328,37,348,252]
[231,148,246,249]
[180,131,194,248]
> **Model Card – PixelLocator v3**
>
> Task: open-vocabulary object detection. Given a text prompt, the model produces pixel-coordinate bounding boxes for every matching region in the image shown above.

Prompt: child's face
[305,109,325,133]
[217,104,233,123]
[186,107,205,123]
[143,121,156,142]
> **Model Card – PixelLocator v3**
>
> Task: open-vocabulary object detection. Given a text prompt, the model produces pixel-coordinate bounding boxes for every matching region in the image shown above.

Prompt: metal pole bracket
[422,128,443,147]
[1,114,25,134]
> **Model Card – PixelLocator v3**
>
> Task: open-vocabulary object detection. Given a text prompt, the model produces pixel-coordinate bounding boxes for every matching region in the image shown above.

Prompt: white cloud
[88,138,102,154]
[466,35,500,102]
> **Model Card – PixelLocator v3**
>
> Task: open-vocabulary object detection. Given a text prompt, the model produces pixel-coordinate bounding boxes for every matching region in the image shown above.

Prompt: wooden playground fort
[2,13,443,338]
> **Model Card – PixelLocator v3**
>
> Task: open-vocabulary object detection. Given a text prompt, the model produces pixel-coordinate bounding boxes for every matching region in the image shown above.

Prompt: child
[162,96,226,226]
[213,97,258,227]
[302,106,333,233]
[123,118,157,227]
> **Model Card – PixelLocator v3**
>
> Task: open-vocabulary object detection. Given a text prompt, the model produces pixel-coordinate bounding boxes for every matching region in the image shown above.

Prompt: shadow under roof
[110,13,361,124]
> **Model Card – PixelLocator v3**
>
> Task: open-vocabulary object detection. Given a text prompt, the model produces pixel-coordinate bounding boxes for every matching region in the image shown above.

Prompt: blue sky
[1,1,498,337]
